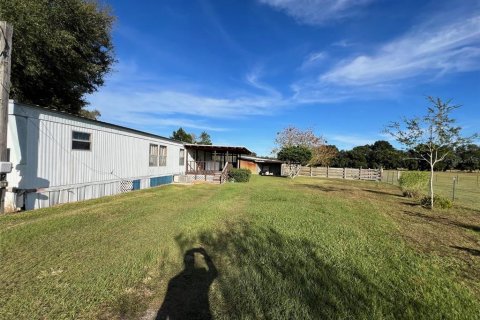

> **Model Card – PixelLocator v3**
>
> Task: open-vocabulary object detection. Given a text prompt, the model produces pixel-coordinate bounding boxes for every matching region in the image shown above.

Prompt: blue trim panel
[132,179,141,190]
[150,175,173,187]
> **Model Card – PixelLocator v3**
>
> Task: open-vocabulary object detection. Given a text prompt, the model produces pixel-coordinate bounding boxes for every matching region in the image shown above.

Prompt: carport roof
[239,155,284,163]
[184,144,252,154]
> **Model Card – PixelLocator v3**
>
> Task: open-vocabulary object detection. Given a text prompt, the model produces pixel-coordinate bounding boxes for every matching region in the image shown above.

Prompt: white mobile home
[6,101,186,211]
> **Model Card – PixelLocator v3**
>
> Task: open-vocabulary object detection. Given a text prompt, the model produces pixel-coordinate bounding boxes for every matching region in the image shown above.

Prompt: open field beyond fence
[1,176,479,319]
[382,170,480,210]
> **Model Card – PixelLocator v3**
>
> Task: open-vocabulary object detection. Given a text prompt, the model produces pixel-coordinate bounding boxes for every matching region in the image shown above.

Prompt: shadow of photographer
[156,247,218,320]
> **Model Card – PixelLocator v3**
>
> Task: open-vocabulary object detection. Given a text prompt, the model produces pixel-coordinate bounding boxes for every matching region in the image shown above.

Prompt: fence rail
[297,166,381,181]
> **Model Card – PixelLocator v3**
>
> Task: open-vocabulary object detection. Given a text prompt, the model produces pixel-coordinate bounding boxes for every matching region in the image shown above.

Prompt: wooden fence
[298,166,382,181]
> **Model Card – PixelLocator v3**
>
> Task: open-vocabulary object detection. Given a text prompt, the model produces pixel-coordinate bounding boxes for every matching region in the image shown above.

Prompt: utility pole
[0,22,13,213]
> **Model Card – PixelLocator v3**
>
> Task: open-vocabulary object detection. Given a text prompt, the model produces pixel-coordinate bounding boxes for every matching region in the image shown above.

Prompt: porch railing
[220,162,233,184]
[186,161,222,174]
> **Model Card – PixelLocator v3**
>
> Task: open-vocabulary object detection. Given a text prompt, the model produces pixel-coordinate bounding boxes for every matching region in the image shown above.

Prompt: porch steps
[213,172,222,184]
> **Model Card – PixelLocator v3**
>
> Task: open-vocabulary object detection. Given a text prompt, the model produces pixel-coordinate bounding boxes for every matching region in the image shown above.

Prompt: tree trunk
[430,164,434,209]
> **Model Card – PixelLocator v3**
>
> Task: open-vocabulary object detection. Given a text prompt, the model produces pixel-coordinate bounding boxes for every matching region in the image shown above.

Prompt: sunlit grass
[1,176,479,319]
[382,170,480,210]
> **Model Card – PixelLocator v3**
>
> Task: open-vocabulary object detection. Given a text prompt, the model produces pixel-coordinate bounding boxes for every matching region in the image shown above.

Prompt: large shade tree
[385,97,478,209]
[0,0,115,114]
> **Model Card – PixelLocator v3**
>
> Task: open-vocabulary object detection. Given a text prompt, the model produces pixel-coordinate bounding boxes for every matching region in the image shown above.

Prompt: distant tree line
[327,141,480,171]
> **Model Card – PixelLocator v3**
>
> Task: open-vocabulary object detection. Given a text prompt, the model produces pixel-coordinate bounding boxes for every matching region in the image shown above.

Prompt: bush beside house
[229,168,251,182]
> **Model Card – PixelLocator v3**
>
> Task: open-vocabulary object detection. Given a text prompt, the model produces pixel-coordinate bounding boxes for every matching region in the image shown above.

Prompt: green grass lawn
[382,170,480,210]
[1,176,479,319]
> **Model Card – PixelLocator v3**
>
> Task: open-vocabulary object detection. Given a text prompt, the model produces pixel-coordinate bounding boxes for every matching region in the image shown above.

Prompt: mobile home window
[179,148,185,165]
[72,131,91,150]
[159,145,167,166]
[149,144,159,166]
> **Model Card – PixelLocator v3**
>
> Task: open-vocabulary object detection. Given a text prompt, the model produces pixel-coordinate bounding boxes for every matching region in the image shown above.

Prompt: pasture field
[382,170,480,210]
[1,176,479,319]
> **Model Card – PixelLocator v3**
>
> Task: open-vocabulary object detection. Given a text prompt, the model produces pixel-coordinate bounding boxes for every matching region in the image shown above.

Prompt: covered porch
[185,144,252,174]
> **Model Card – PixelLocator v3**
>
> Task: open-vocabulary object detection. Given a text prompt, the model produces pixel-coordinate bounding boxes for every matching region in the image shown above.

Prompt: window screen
[149,144,159,166]
[72,131,91,150]
[179,149,185,165]
[159,145,167,166]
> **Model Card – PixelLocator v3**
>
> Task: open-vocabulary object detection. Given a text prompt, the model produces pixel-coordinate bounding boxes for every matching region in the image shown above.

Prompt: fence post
[343,168,347,179]
[310,166,312,177]
[359,167,362,180]
[327,166,329,178]
[452,177,456,201]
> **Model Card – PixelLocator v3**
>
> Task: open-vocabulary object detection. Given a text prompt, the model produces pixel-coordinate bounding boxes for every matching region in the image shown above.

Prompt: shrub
[421,195,453,209]
[228,168,251,182]
[398,171,429,198]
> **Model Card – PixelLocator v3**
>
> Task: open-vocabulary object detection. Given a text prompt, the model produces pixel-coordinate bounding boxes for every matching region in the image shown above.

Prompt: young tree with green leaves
[0,0,115,114]
[385,97,478,209]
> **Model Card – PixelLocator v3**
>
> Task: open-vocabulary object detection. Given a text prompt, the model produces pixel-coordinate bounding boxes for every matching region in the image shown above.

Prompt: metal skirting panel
[150,175,173,187]
[132,179,141,190]
[11,175,175,211]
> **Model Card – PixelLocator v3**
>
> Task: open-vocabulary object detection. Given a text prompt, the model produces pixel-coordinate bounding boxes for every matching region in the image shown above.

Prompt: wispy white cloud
[258,0,374,25]
[321,16,480,86]
[299,51,328,70]
[245,66,282,98]
[91,88,283,120]
[88,59,287,132]
[293,12,480,102]
[110,113,228,132]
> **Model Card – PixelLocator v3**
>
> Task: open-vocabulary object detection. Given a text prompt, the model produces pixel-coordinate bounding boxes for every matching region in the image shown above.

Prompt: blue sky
[88,0,480,156]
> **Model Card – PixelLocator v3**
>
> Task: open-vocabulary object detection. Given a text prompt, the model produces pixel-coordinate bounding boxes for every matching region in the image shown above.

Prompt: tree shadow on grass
[402,210,480,233]
[362,188,404,198]
[297,183,350,193]
[451,246,480,257]
[298,183,403,198]
[173,222,432,319]
[156,248,217,320]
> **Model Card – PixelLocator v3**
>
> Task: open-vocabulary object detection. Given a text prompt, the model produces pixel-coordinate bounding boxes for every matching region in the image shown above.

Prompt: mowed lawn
[1,176,479,319]
[382,170,480,211]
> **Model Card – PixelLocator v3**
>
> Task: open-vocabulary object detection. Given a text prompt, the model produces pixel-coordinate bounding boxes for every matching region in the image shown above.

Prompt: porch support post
[195,149,198,174]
